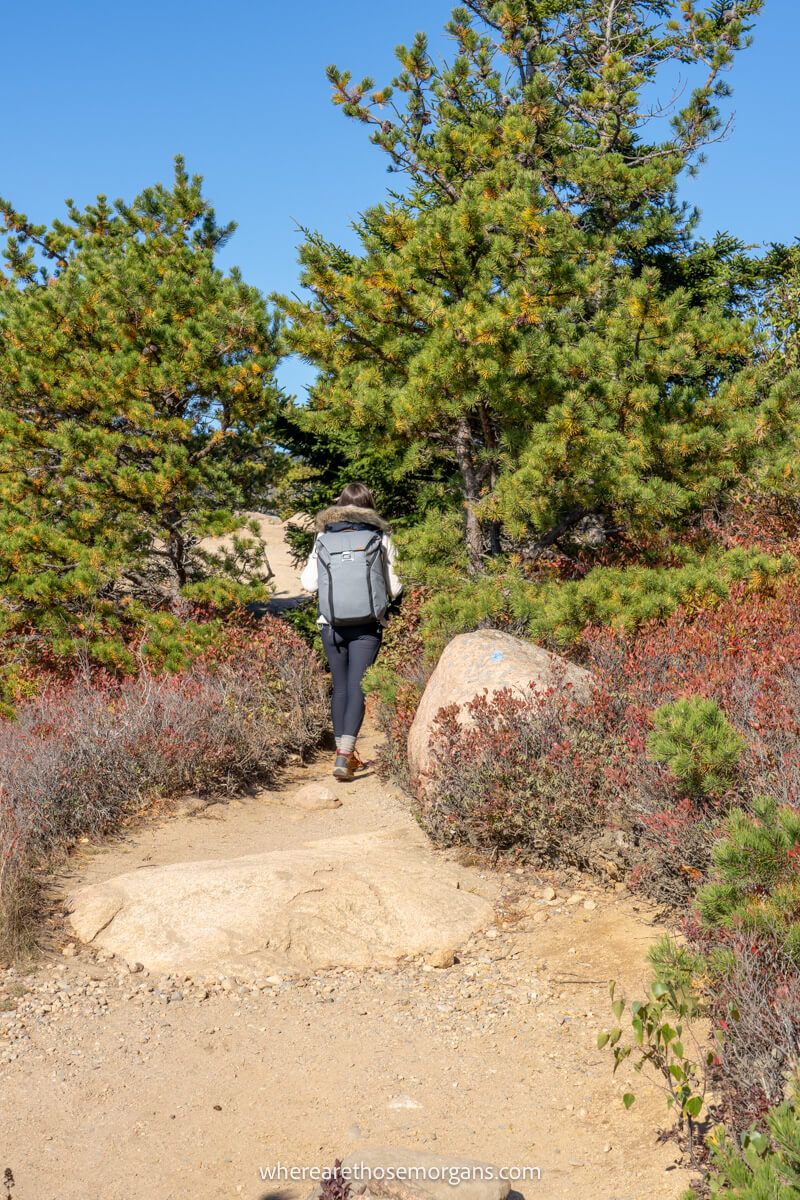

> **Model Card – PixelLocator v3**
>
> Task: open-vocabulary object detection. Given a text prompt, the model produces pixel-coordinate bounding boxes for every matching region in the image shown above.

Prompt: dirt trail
[0,522,691,1200]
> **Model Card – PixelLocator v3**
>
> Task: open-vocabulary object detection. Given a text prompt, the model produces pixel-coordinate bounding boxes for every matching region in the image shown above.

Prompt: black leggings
[321,623,383,740]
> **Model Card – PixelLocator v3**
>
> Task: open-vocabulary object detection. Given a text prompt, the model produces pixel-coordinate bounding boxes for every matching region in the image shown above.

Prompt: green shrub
[609,799,800,1161]
[420,548,796,657]
[276,597,324,655]
[647,697,744,799]
[697,797,800,964]
[692,801,800,1133]
[686,1090,800,1198]
[600,971,711,1162]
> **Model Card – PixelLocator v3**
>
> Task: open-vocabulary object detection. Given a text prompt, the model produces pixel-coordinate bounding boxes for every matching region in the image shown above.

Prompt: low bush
[419,547,795,656]
[707,932,800,1134]
[584,581,800,808]
[647,698,745,800]
[688,1090,800,1199]
[579,581,800,904]
[404,581,800,903]
[608,799,800,1180]
[386,573,800,903]
[645,927,800,1140]
[0,614,328,954]
[418,683,618,865]
[697,797,800,963]
[686,799,800,1132]
[409,679,747,895]
[364,587,428,788]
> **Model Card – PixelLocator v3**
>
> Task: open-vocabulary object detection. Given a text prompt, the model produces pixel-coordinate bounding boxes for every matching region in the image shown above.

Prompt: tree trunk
[167,526,189,587]
[525,507,589,559]
[477,401,503,558]
[454,418,483,572]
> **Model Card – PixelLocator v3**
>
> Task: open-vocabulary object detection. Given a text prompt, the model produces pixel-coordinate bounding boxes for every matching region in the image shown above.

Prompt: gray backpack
[316,527,389,625]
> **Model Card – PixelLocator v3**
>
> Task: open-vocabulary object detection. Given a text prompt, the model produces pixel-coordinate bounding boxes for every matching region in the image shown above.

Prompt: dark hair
[337,482,376,510]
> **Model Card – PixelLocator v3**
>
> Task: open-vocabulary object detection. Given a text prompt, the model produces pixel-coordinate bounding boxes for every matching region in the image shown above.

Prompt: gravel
[0,880,609,1068]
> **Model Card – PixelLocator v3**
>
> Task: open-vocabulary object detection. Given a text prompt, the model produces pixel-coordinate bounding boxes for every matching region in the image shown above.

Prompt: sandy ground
[0,520,691,1200]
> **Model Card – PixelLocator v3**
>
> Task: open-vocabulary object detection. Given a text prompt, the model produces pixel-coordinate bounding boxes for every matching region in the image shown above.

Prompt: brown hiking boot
[347,751,365,774]
[333,753,354,782]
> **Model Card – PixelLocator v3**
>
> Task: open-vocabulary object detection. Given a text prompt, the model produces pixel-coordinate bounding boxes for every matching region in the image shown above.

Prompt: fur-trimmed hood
[314,505,390,533]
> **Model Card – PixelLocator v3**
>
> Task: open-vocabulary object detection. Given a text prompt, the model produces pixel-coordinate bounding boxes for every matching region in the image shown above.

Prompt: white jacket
[299,505,402,626]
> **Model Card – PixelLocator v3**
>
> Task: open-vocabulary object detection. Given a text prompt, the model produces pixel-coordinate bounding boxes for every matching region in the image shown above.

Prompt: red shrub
[419,682,619,865]
[680,921,800,1134]
[0,615,327,952]
[580,580,800,901]
[410,579,800,897]
[696,495,800,560]
[590,583,800,794]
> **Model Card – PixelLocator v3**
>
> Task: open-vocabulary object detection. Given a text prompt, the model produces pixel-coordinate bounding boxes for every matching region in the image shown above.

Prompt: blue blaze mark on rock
[490,651,505,663]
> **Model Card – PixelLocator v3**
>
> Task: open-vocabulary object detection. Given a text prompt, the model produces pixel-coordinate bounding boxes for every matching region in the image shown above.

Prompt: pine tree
[647,696,744,798]
[0,158,280,668]
[697,796,800,962]
[278,0,784,571]
[744,242,800,509]
[700,1094,800,1199]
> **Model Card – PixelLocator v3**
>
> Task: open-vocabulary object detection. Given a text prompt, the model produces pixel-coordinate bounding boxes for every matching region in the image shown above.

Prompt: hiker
[300,483,402,781]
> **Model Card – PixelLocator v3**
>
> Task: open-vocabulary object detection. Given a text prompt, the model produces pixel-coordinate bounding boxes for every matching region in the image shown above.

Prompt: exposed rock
[284,783,341,811]
[426,948,455,969]
[66,831,493,977]
[569,513,608,549]
[407,629,594,782]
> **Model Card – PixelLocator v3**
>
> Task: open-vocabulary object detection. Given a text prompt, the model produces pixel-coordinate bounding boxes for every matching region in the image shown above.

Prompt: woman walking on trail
[300,483,402,782]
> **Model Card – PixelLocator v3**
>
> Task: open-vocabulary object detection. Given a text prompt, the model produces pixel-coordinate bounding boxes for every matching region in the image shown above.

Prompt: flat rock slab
[319,1148,512,1200]
[66,832,493,977]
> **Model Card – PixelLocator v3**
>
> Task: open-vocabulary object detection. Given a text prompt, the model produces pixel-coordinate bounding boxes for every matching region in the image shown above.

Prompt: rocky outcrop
[407,629,594,782]
[65,831,493,977]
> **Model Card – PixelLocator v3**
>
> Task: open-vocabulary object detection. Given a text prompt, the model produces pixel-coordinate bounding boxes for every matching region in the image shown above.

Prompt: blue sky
[2,1,797,396]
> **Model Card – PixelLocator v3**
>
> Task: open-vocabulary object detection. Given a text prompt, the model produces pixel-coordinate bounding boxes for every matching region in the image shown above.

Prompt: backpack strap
[315,535,336,624]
